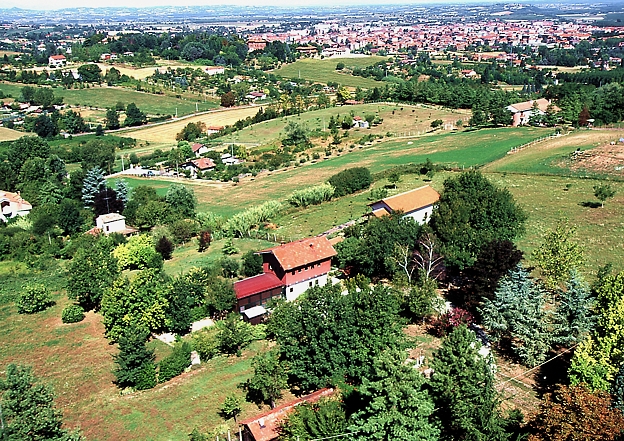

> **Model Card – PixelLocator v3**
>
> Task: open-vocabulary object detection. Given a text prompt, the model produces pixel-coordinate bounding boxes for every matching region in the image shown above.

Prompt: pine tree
[81,166,106,206]
[554,270,595,346]
[429,325,507,441]
[480,264,552,367]
[112,326,157,390]
[115,178,130,205]
[348,350,439,441]
[0,364,83,441]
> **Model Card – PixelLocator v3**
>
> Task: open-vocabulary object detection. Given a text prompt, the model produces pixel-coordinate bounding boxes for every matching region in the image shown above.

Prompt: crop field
[0,81,219,116]
[273,56,388,88]
[122,106,259,144]
[95,62,198,80]
[217,103,469,146]
[0,126,24,141]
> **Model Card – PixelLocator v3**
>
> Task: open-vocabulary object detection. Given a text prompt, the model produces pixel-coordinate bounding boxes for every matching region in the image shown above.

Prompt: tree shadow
[533,348,574,397]
[579,201,601,208]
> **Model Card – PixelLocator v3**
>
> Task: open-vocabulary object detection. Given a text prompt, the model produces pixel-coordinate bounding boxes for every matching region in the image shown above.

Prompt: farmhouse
[246,91,267,101]
[191,143,209,157]
[234,236,337,322]
[48,54,66,68]
[240,389,334,441]
[369,185,440,224]
[506,98,557,126]
[206,125,224,135]
[183,158,216,175]
[0,191,32,222]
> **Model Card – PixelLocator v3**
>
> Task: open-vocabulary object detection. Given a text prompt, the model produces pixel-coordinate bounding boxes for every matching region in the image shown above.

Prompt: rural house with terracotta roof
[0,191,32,222]
[369,185,440,224]
[234,236,337,323]
[240,388,334,441]
[506,98,559,126]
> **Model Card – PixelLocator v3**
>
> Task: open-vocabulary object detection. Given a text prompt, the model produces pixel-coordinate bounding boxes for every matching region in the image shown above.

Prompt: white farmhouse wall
[285,274,329,301]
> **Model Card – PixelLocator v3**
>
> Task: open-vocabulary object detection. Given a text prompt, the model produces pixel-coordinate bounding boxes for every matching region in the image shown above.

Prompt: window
[290,287,294,293]
[315,279,319,285]
[309,281,312,287]
[106,225,110,232]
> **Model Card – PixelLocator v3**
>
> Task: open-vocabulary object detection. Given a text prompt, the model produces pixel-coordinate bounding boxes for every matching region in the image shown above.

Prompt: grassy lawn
[217,103,469,145]
[0,81,218,117]
[273,56,388,88]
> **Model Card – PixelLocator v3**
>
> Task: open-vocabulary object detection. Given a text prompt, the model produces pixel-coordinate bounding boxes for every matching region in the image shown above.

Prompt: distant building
[369,185,440,224]
[191,143,209,157]
[204,66,225,75]
[183,158,216,176]
[0,191,32,222]
[247,37,267,52]
[48,54,66,68]
[296,45,319,57]
[506,98,558,126]
[206,125,224,135]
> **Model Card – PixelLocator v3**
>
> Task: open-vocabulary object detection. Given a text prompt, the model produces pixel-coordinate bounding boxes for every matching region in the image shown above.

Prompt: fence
[506,130,570,155]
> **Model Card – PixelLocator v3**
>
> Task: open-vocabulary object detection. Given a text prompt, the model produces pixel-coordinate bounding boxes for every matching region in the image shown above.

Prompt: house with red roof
[0,191,32,222]
[48,54,66,68]
[234,236,337,323]
[183,158,216,176]
[240,388,334,441]
[191,143,209,157]
[369,185,440,224]
[506,98,559,126]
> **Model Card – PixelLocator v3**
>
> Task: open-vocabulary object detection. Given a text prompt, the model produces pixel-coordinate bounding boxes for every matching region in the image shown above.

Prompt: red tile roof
[191,158,215,170]
[259,237,337,271]
[191,143,204,153]
[234,273,283,300]
[240,389,334,441]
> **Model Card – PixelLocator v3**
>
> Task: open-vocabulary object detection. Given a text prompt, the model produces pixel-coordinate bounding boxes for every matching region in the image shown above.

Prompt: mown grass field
[217,103,469,146]
[0,126,24,141]
[273,56,388,88]
[0,81,219,116]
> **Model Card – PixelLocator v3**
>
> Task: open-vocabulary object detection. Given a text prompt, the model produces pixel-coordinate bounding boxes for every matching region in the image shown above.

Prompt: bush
[328,167,372,197]
[113,234,161,270]
[17,284,53,314]
[155,235,174,260]
[242,251,263,277]
[62,304,85,323]
[158,341,192,383]
[224,201,283,237]
[191,327,220,361]
[288,183,335,207]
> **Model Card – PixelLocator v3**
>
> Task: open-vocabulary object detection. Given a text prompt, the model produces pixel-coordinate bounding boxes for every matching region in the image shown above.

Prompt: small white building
[205,66,225,76]
[48,55,66,68]
[95,213,133,235]
[0,191,32,222]
[368,185,440,224]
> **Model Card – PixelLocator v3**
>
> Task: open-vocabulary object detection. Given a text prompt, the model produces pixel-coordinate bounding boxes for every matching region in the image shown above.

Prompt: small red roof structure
[240,389,334,441]
[259,237,337,271]
[49,55,66,60]
[234,273,283,300]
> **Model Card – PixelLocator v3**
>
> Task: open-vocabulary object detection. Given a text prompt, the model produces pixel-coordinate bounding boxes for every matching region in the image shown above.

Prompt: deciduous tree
[244,349,288,408]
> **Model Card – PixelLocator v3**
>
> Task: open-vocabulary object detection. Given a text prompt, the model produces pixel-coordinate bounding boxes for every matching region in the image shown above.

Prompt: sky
[3,0,481,11]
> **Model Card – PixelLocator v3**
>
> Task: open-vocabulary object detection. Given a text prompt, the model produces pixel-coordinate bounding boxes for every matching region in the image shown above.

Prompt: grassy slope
[273,56,388,88]
[0,81,218,116]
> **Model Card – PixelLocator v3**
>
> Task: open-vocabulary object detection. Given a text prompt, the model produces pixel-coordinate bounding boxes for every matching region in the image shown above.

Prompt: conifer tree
[112,326,157,390]
[553,270,595,346]
[480,264,552,367]
[429,325,507,441]
[115,178,130,205]
[349,350,439,441]
[81,166,106,206]
[0,364,83,441]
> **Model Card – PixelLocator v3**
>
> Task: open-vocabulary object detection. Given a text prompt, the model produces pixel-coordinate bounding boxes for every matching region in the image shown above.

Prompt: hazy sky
[5,0,465,11]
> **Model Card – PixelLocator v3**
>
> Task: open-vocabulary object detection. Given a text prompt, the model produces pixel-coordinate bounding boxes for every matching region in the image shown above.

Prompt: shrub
[288,183,335,208]
[155,235,174,260]
[17,284,53,314]
[198,231,211,252]
[430,307,474,337]
[328,167,372,197]
[62,304,85,323]
[158,341,192,383]
[242,251,263,277]
[191,327,220,362]
[113,234,161,270]
[224,201,283,237]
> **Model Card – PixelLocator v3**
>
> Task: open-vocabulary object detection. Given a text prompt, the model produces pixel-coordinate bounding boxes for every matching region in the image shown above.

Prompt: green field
[0,82,219,116]
[273,56,388,88]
